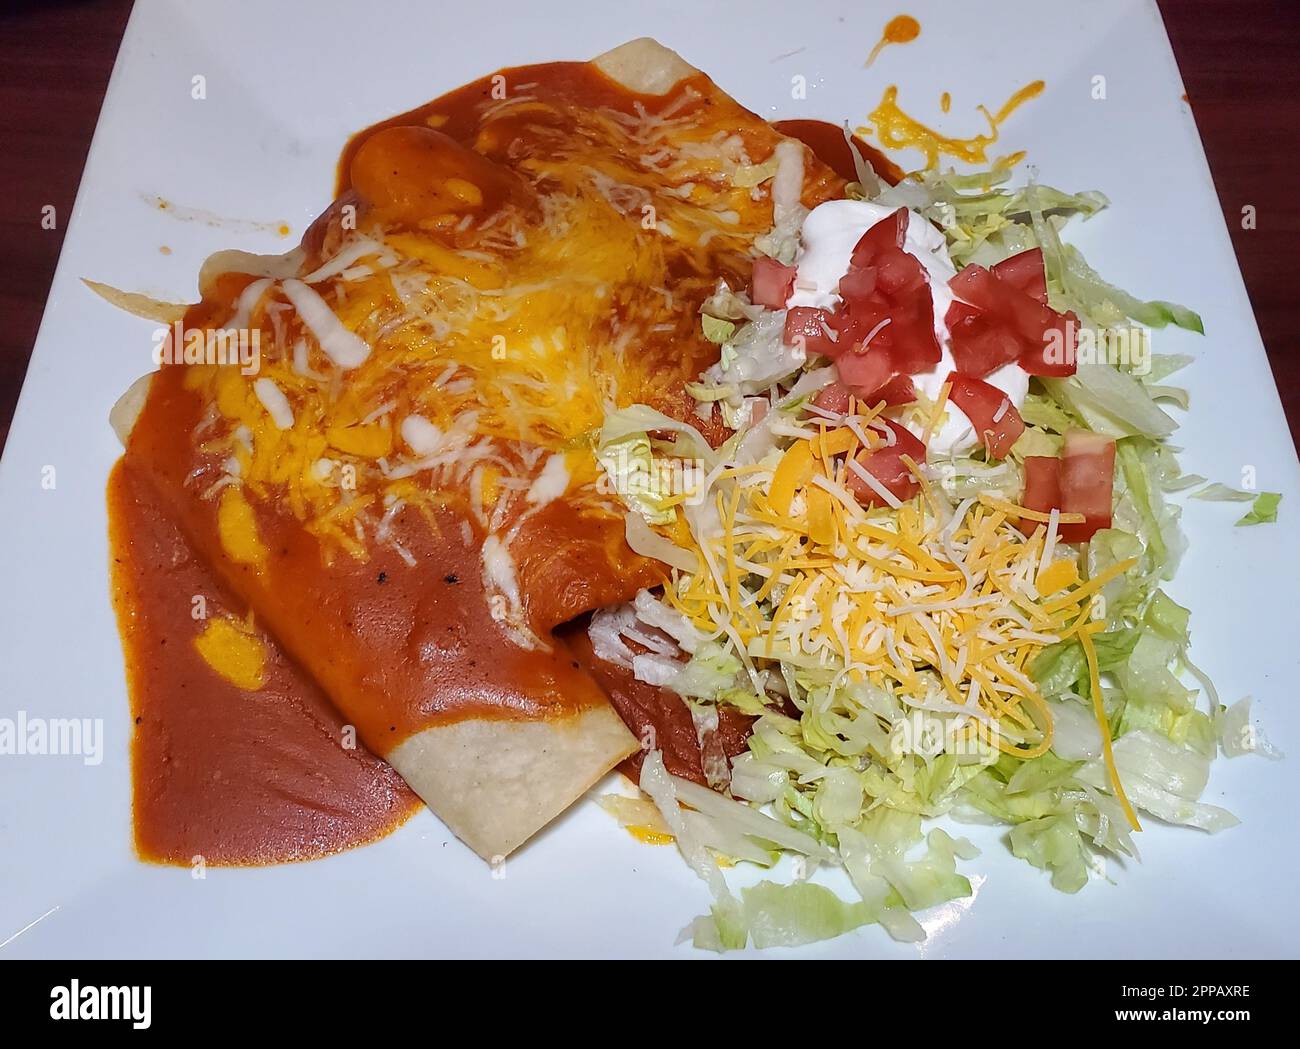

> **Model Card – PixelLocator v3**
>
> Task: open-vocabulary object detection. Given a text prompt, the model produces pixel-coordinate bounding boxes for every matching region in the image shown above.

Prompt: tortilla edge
[591,37,700,95]
[389,704,638,860]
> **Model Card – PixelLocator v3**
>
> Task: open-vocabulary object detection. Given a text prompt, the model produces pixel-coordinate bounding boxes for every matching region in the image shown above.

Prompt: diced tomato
[950,264,1053,344]
[835,345,893,396]
[784,305,841,357]
[877,417,927,460]
[1058,430,1115,542]
[867,374,916,407]
[849,207,909,269]
[992,248,1048,304]
[811,374,914,416]
[948,263,999,307]
[949,260,1078,377]
[837,266,877,300]
[884,297,942,373]
[946,373,1025,460]
[834,290,937,374]
[1021,456,1062,514]
[1018,309,1079,376]
[874,249,929,297]
[945,300,1022,378]
[827,295,886,349]
[810,381,852,415]
[751,257,797,309]
[846,419,926,507]
[832,208,941,373]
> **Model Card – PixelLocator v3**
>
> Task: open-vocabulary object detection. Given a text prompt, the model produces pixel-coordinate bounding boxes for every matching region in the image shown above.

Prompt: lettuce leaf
[1236,492,1281,526]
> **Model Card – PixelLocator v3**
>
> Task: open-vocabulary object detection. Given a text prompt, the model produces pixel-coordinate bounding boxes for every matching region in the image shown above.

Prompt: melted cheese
[179,71,805,565]
[194,616,268,691]
[862,80,1044,170]
[217,487,267,568]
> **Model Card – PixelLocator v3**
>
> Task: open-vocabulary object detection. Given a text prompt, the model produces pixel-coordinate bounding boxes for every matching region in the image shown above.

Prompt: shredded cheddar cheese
[664,420,1139,764]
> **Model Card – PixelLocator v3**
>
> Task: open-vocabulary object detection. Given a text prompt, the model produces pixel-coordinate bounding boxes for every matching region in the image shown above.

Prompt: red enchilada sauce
[109,462,417,864]
[563,625,753,785]
[772,119,904,186]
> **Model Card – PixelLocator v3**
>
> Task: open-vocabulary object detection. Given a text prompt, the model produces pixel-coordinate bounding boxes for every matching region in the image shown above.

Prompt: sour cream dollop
[787,199,1028,456]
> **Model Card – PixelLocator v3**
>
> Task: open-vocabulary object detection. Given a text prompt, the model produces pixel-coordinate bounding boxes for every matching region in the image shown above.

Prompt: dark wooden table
[1,0,1296,451]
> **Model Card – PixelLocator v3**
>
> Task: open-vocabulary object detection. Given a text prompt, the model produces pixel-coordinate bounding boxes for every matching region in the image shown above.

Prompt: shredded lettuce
[669,642,743,700]
[597,156,1266,952]
[700,310,805,396]
[1236,491,1281,526]
[595,427,675,525]
[1056,243,1203,333]
[595,405,719,525]
[723,880,876,949]
[700,314,736,344]
[1041,364,1177,440]
[1217,698,1283,760]
[1191,483,1256,502]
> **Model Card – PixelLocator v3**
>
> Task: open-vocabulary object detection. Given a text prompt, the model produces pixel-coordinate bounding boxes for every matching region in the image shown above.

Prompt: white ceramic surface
[1,0,1297,958]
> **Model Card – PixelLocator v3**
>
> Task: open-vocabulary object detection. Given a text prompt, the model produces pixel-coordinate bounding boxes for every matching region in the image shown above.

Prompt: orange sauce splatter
[940,91,951,114]
[992,81,1045,124]
[865,14,921,67]
[862,79,1045,170]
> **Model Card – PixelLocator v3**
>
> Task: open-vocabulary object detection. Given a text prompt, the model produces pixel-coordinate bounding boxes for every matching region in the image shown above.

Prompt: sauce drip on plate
[865,80,1044,169]
[865,15,921,68]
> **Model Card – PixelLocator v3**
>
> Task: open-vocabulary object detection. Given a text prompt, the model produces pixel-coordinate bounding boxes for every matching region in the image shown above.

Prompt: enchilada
[109,38,846,861]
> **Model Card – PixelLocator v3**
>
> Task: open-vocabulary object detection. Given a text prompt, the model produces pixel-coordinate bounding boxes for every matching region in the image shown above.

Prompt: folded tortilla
[112,38,844,859]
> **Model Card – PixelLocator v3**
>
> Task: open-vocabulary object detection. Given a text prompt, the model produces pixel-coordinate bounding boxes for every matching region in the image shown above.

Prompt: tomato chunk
[949,260,1078,377]
[945,300,1022,378]
[1021,456,1062,514]
[834,209,941,372]
[992,248,1048,304]
[810,381,852,415]
[1058,430,1115,542]
[946,373,1025,460]
[881,295,941,373]
[866,374,916,407]
[847,418,930,509]
[1018,309,1080,376]
[751,257,797,309]
[950,264,1052,343]
[784,305,841,357]
[849,207,909,268]
[837,265,877,301]
[846,419,926,507]
[835,345,893,396]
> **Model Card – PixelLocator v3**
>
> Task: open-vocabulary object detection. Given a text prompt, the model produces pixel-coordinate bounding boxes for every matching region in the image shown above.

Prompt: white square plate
[2,0,1297,958]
